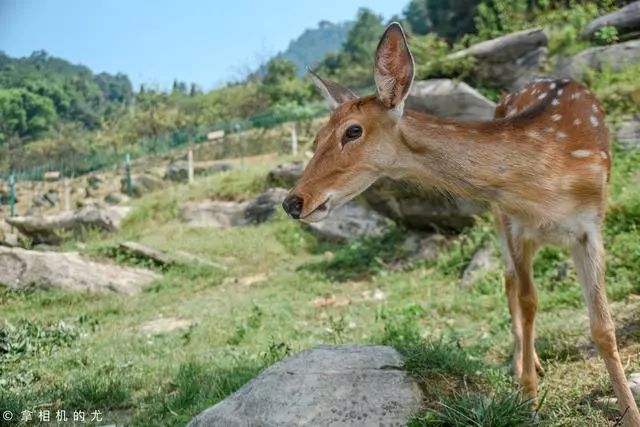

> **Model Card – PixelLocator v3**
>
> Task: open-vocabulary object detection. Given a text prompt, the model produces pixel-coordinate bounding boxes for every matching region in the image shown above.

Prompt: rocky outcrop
[0,247,158,294]
[120,173,164,197]
[164,160,232,182]
[267,161,305,188]
[32,189,59,208]
[5,206,131,244]
[188,345,423,427]
[553,39,640,79]
[460,245,500,286]
[581,2,640,41]
[181,188,288,228]
[244,188,289,224]
[363,178,487,233]
[406,79,497,120]
[304,200,391,242]
[181,200,246,228]
[450,28,548,91]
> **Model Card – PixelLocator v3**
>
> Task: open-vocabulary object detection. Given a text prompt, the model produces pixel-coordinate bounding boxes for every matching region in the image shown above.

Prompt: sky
[0,0,400,90]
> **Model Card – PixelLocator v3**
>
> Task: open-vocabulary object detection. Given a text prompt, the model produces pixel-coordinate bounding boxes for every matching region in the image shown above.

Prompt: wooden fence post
[187,149,194,184]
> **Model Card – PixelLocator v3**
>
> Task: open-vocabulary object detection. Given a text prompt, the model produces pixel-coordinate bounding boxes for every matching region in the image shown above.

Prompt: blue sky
[0,0,400,90]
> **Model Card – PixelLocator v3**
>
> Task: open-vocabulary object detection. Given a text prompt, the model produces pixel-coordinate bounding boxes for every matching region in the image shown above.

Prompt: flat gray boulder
[406,79,497,121]
[305,200,391,242]
[449,28,548,90]
[581,2,640,41]
[121,173,164,197]
[267,162,305,188]
[6,206,131,245]
[181,188,288,228]
[188,344,423,427]
[0,247,158,294]
[553,39,640,79]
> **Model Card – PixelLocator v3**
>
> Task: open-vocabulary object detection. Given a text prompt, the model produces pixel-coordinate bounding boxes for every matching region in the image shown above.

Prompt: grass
[1,138,639,426]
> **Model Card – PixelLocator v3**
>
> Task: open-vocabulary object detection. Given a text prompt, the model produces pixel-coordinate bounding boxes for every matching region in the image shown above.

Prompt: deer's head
[282,23,415,222]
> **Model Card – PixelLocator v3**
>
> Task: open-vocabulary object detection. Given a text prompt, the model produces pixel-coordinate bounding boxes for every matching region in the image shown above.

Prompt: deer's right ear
[308,68,357,110]
[374,22,414,116]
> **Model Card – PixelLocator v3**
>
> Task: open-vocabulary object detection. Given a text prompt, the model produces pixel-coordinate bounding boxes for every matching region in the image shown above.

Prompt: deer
[281,22,640,424]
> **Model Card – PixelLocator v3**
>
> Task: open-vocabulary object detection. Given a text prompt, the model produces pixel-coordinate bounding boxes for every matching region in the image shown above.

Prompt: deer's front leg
[572,230,640,426]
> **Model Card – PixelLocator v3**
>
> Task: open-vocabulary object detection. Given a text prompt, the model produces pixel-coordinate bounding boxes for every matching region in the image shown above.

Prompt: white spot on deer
[556,131,568,140]
[551,98,560,106]
[600,151,608,160]
[562,78,570,84]
[571,149,592,158]
[558,89,564,96]
[589,115,599,127]
[551,113,562,121]
[592,104,598,113]
[527,130,542,140]
[443,124,457,131]
[538,92,547,100]
[544,127,555,133]
[549,83,556,90]
[573,118,582,126]
[532,88,539,96]
[571,92,581,100]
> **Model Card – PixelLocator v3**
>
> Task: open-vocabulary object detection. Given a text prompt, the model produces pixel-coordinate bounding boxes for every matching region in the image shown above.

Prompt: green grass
[1,138,639,426]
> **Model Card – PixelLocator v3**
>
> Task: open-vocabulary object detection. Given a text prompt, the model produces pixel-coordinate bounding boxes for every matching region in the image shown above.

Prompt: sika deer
[282,22,640,424]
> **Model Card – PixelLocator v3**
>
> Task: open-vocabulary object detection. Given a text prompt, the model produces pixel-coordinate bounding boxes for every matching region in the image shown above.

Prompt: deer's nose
[282,194,304,219]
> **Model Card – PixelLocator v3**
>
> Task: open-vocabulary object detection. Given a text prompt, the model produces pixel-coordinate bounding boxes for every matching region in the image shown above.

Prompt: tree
[342,8,385,64]
[263,59,298,86]
[403,0,481,42]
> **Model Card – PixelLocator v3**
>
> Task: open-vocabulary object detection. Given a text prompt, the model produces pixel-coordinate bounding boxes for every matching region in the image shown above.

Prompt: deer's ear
[374,22,414,115]
[308,68,357,110]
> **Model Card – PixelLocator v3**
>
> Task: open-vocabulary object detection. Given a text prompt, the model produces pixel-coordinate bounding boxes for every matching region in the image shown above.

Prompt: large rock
[120,173,164,197]
[305,200,391,242]
[553,39,640,79]
[0,247,158,294]
[460,245,500,287]
[244,188,289,224]
[164,160,232,182]
[32,189,59,208]
[406,79,497,121]
[5,206,131,245]
[188,344,423,427]
[363,178,487,233]
[581,2,640,41]
[181,188,288,228]
[267,162,304,188]
[616,117,640,151]
[449,28,548,91]
[181,200,247,228]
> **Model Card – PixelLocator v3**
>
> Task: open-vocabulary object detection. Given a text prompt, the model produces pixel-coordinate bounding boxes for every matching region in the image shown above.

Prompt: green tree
[403,0,481,42]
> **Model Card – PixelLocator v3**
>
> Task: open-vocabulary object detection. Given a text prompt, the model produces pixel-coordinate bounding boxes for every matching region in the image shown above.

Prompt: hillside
[269,20,354,76]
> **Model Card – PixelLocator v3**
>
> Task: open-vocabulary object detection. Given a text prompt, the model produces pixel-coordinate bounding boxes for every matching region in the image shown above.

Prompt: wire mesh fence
[0,104,323,221]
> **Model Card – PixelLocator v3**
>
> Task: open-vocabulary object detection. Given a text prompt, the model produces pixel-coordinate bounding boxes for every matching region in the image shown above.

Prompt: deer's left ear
[374,22,414,116]
[308,68,357,111]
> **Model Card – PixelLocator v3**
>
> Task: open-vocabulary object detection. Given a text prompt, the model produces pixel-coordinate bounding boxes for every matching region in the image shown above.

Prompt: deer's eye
[342,124,363,145]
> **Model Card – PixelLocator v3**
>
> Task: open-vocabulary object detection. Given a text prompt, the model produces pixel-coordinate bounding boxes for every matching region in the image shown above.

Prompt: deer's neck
[393,111,544,205]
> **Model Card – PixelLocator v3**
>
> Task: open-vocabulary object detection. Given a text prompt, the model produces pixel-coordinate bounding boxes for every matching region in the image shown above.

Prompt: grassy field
[1,144,639,426]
